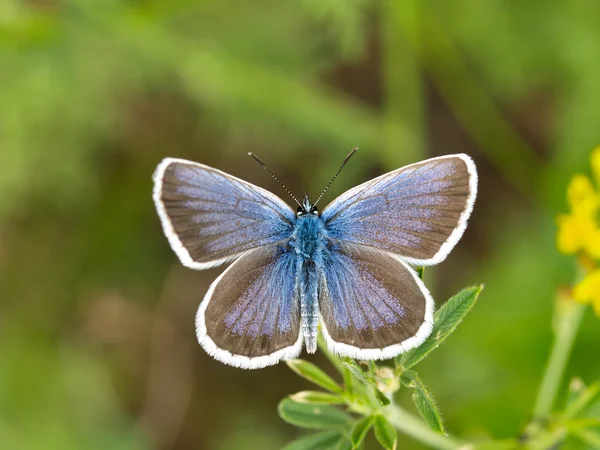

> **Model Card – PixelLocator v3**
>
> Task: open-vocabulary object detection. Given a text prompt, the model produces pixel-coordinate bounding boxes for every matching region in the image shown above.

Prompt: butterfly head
[297,194,318,217]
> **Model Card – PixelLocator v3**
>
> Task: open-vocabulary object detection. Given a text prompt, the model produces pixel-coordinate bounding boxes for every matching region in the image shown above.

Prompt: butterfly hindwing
[319,243,433,359]
[196,244,302,369]
[153,158,295,269]
[321,154,477,266]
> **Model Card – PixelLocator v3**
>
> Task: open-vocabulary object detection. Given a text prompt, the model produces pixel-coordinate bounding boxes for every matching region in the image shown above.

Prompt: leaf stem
[533,294,586,419]
[386,404,464,450]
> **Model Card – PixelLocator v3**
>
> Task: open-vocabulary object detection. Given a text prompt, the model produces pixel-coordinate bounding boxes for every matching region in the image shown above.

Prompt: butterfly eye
[310,207,318,215]
[296,207,304,216]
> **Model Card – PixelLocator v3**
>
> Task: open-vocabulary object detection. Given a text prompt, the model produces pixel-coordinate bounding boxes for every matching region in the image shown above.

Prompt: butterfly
[152,150,477,369]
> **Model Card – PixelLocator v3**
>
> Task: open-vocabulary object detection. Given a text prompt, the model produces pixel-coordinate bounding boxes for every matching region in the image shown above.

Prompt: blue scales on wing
[319,243,433,360]
[153,158,296,269]
[321,155,477,266]
[196,244,302,368]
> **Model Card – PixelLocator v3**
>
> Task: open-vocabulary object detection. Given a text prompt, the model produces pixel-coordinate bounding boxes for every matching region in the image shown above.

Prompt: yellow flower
[556,147,600,259]
[573,269,600,316]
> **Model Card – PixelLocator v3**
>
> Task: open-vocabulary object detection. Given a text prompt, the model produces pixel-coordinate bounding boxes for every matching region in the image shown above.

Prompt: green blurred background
[1,0,599,449]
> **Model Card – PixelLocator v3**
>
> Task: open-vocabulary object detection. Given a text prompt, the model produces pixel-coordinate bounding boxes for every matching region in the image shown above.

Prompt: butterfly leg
[297,257,319,354]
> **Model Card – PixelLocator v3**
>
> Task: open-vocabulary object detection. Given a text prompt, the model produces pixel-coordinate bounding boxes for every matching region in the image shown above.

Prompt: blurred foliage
[1,0,599,449]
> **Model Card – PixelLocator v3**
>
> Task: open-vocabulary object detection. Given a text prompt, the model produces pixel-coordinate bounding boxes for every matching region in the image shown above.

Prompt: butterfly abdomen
[298,259,319,353]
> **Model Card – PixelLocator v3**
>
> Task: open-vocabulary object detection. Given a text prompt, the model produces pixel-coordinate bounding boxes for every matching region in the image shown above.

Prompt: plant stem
[386,404,464,450]
[317,333,344,373]
[533,294,586,419]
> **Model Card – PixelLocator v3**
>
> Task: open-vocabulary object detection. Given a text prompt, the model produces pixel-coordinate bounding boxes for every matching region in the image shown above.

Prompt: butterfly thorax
[291,213,326,260]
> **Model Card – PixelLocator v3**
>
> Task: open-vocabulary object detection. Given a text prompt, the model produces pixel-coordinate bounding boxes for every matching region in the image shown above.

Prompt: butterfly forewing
[196,244,302,369]
[153,158,295,269]
[321,154,477,266]
[319,244,433,359]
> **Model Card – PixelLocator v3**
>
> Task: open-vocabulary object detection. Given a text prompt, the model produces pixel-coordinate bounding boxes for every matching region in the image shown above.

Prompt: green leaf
[563,379,600,420]
[572,429,600,448]
[416,266,424,279]
[342,364,356,399]
[287,359,344,394]
[404,371,445,434]
[290,391,346,405]
[565,417,600,429]
[373,415,397,450]
[341,360,370,385]
[374,388,391,407]
[400,285,483,369]
[565,377,586,409]
[282,431,343,450]
[278,398,350,430]
[335,437,354,450]
[367,361,377,374]
[351,416,375,448]
[471,440,521,450]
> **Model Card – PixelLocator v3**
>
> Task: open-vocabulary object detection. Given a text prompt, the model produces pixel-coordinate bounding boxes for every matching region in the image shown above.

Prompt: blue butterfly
[152,150,477,369]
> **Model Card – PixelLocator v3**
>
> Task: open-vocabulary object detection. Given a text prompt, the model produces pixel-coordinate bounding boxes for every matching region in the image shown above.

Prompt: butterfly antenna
[248,153,302,207]
[313,147,358,207]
